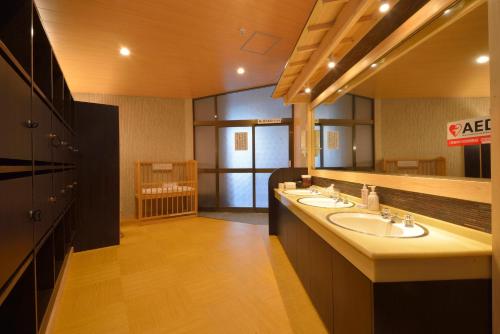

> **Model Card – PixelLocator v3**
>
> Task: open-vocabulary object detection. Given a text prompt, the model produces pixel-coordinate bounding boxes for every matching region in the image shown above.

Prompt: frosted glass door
[219,173,253,207]
[323,126,353,168]
[255,126,289,168]
[218,127,253,168]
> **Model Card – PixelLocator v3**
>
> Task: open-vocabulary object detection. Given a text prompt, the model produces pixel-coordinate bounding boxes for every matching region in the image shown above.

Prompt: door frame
[193,86,294,211]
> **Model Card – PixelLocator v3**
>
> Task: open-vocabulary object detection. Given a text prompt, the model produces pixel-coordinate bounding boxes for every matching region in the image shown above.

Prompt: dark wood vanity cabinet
[275,201,491,334]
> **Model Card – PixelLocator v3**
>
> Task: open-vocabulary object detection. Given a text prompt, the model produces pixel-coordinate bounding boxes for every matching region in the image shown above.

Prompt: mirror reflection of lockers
[314,94,374,170]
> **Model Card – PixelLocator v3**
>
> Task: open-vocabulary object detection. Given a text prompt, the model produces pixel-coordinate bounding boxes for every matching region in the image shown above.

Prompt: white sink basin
[298,197,354,208]
[327,212,427,238]
[284,188,319,196]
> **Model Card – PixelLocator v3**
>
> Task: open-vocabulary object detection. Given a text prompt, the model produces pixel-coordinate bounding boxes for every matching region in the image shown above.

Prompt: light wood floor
[48,216,327,334]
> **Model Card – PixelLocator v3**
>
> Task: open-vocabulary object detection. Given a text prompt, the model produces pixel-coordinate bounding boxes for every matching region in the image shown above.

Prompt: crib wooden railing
[135,160,198,221]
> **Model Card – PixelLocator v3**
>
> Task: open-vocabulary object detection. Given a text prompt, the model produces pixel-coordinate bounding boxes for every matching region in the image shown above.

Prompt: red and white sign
[447,116,491,147]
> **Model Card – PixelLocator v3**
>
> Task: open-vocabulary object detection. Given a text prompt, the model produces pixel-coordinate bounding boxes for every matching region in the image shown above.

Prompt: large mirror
[312,1,490,180]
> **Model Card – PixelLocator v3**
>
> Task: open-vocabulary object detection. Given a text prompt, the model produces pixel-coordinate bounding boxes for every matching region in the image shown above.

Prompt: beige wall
[293,103,308,168]
[74,93,193,219]
[375,97,490,177]
[489,0,499,331]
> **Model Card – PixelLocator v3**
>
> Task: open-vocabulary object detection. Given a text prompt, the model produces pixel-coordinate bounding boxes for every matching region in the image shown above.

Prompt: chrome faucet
[381,209,415,227]
[404,214,415,228]
[381,208,401,224]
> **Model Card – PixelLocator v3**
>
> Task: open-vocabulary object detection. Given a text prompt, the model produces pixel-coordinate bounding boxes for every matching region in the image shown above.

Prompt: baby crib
[135,160,198,221]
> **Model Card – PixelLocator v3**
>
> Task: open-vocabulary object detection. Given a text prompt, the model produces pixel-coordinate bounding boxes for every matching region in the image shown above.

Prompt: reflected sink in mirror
[284,189,320,196]
[327,212,428,238]
[298,197,354,208]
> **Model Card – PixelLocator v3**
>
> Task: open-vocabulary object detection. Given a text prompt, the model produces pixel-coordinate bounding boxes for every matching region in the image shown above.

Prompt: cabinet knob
[67,184,74,189]
[29,209,42,222]
[50,133,61,147]
[49,196,57,203]
[25,120,39,129]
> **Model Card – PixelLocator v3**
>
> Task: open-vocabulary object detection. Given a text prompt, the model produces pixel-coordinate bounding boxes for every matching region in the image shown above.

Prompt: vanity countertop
[275,189,492,282]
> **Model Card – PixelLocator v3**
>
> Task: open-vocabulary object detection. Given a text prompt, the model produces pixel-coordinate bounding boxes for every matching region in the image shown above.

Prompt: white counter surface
[275,189,492,282]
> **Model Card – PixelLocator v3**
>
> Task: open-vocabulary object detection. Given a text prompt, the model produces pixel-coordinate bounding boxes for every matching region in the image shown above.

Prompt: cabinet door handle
[49,133,61,147]
[25,120,39,128]
[60,141,68,147]
[29,209,42,222]
[67,184,74,189]
[49,196,57,203]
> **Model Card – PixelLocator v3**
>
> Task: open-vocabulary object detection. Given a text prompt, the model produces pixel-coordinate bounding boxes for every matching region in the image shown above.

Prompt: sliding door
[194,86,292,211]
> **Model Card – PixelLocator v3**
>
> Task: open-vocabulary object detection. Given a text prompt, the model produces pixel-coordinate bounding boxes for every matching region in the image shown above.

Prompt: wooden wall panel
[74,93,193,219]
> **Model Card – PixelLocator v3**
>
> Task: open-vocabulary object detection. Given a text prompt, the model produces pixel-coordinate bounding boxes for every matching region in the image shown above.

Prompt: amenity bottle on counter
[367,186,380,211]
[361,184,369,207]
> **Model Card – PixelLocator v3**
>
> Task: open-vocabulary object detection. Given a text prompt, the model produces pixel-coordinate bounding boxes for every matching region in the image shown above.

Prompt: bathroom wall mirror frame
[307,0,491,204]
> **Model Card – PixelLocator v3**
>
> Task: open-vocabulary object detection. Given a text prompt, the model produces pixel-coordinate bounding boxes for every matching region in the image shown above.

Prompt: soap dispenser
[361,184,369,206]
[367,186,380,211]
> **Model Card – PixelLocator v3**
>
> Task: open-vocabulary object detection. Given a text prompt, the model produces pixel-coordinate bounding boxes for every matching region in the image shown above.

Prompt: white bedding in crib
[142,184,194,194]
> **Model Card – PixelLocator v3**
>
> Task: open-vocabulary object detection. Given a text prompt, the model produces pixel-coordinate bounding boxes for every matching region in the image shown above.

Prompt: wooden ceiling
[350,2,489,99]
[35,0,316,98]
[272,0,396,103]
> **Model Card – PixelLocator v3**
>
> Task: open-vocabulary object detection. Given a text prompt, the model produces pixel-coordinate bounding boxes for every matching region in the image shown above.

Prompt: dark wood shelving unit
[0,0,32,76]
[52,57,64,116]
[0,259,37,334]
[53,219,66,278]
[1,1,79,333]
[33,8,52,102]
[35,234,55,327]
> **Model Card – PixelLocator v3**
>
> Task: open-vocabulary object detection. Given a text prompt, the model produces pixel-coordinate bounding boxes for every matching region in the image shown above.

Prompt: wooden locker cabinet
[32,93,53,163]
[1,1,80,331]
[51,115,65,163]
[33,173,54,245]
[0,55,31,160]
[0,177,33,289]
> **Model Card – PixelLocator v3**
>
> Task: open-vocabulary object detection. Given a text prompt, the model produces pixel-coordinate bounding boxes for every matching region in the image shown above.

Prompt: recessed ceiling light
[337,89,343,93]
[443,9,452,15]
[327,60,336,69]
[237,67,245,75]
[370,63,378,68]
[475,55,489,64]
[305,87,312,94]
[119,47,131,56]
[379,2,390,13]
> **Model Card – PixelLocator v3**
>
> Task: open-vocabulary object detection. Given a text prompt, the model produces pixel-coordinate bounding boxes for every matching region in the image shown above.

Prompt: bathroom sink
[297,197,354,208]
[327,212,427,238]
[284,188,320,196]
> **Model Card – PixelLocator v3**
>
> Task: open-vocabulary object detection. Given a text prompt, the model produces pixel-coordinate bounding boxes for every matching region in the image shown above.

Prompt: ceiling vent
[241,31,281,55]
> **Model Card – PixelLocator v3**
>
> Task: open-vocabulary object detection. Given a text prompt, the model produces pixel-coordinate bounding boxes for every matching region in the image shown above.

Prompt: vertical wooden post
[193,160,198,214]
[490,0,500,331]
[306,103,314,174]
[135,161,142,221]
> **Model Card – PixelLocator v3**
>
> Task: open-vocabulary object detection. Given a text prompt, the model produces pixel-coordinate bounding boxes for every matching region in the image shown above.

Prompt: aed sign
[447,116,491,147]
